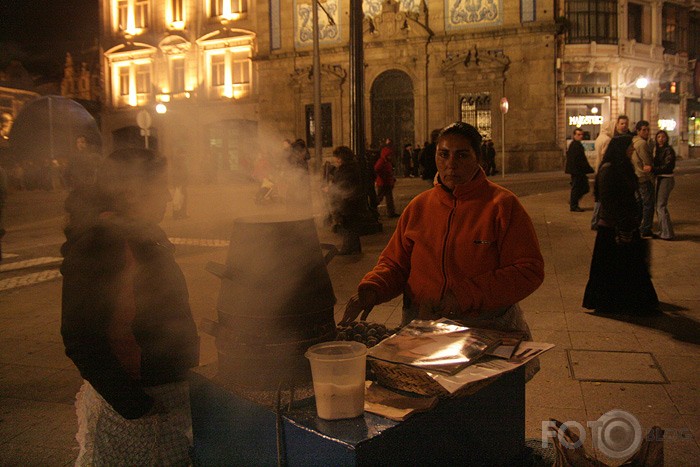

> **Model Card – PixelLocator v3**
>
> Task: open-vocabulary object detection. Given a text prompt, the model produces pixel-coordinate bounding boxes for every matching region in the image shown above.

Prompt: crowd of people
[565,114,678,316]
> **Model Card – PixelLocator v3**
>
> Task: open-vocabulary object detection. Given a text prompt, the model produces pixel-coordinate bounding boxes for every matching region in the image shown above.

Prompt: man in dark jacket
[565,128,594,212]
[419,129,440,181]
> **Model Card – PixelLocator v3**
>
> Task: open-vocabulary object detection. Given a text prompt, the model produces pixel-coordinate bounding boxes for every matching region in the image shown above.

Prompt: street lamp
[636,77,648,121]
[499,97,509,179]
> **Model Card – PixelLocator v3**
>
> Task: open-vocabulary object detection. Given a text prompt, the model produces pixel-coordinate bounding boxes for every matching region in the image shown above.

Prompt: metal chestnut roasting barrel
[204,214,337,389]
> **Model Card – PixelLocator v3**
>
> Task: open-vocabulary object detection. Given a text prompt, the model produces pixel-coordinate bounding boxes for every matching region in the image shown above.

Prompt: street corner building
[96,1,699,183]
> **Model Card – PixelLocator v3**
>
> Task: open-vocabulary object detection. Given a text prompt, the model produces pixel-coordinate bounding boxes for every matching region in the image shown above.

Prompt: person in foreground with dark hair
[342,122,544,377]
[583,135,659,315]
[61,148,200,465]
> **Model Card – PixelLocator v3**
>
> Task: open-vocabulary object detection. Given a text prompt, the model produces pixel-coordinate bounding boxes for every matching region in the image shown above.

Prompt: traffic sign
[136,110,152,129]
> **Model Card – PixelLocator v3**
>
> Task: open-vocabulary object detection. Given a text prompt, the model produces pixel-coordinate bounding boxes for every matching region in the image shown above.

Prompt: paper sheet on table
[428,342,555,394]
[364,381,438,421]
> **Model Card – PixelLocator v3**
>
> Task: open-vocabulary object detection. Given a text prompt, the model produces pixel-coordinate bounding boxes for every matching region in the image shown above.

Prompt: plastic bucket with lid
[305,341,367,420]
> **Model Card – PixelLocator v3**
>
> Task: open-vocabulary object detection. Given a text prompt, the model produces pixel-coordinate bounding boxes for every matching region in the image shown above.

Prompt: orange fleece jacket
[358,170,544,316]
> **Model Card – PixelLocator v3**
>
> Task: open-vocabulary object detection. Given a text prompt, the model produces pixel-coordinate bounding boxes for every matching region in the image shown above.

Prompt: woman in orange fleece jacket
[342,122,544,337]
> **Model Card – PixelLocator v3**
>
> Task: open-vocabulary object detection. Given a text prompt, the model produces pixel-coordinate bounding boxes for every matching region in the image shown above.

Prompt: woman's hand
[341,289,378,324]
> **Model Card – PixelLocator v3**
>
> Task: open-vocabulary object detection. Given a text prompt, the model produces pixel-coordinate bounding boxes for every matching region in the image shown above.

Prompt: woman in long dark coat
[583,135,660,315]
[328,146,364,255]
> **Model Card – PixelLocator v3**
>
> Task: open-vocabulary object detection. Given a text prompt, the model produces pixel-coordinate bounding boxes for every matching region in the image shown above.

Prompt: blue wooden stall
[190,366,525,466]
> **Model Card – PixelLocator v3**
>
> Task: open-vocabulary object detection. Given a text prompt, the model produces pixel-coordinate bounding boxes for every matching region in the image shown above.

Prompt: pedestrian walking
[61,148,200,465]
[565,128,594,212]
[402,143,413,177]
[631,120,655,237]
[583,135,659,315]
[478,140,490,173]
[411,144,421,177]
[652,130,676,240]
[375,139,399,217]
[285,139,312,209]
[327,146,364,255]
[65,135,100,189]
[171,149,189,219]
[419,130,440,182]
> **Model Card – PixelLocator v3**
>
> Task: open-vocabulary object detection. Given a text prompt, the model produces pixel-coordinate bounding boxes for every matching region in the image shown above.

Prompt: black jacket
[595,162,640,233]
[61,218,199,419]
[565,140,594,175]
[653,145,676,176]
[329,161,365,226]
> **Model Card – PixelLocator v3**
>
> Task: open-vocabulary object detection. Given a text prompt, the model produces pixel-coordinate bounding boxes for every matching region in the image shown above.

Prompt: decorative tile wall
[445,0,502,31]
[294,0,341,48]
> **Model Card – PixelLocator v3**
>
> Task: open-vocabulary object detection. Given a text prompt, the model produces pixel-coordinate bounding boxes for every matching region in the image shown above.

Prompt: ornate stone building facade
[559,0,697,162]
[97,1,697,181]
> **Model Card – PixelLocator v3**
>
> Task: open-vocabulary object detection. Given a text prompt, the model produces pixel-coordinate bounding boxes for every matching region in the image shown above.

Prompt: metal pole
[501,111,505,179]
[349,0,381,234]
[312,0,322,169]
[639,88,644,121]
[349,1,364,162]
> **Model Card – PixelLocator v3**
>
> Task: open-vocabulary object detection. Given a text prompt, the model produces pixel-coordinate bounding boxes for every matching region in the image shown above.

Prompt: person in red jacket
[374,138,399,217]
[342,123,544,374]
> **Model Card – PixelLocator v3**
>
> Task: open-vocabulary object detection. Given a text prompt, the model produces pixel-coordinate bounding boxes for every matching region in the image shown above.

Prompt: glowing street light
[636,77,649,121]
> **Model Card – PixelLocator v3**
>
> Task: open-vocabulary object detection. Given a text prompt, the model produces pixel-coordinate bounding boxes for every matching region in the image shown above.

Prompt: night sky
[0,0,99,82]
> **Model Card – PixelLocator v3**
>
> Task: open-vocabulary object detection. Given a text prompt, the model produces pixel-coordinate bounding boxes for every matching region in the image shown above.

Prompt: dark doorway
[206,119,258,183]
[112,125,158,151]
[370,70,414,151]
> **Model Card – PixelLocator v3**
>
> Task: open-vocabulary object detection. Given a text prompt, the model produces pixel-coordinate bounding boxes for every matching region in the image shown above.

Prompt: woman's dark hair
[437,122,482,157]
[332,145,355,164]
[655,130,669,147]
[64,148,166,236]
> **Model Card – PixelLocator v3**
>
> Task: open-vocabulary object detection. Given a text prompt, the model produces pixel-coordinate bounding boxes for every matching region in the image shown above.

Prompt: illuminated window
[210,0,248,18]
[232,54,250,86]
[460,94,492,140]
[119,66,130,95]
[111,60,152,107]
[171,0,183,22]
[117,0,128,30]
[135,64,150,93]
[211,54,226,87]
[171,57,185,93]
[114,0,148,33]
[134,0,149,28]
[207,48,252,98]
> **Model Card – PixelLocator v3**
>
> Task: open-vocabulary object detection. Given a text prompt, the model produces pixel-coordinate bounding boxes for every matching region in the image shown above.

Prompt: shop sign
[569,115,604,126]
[658,119,677,131]
[565,85,611,96]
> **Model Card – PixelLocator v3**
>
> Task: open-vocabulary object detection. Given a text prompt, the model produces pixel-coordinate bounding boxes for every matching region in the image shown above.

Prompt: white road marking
[0,257,63,272]
[168,238,229,247]
[0,269,62,292]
